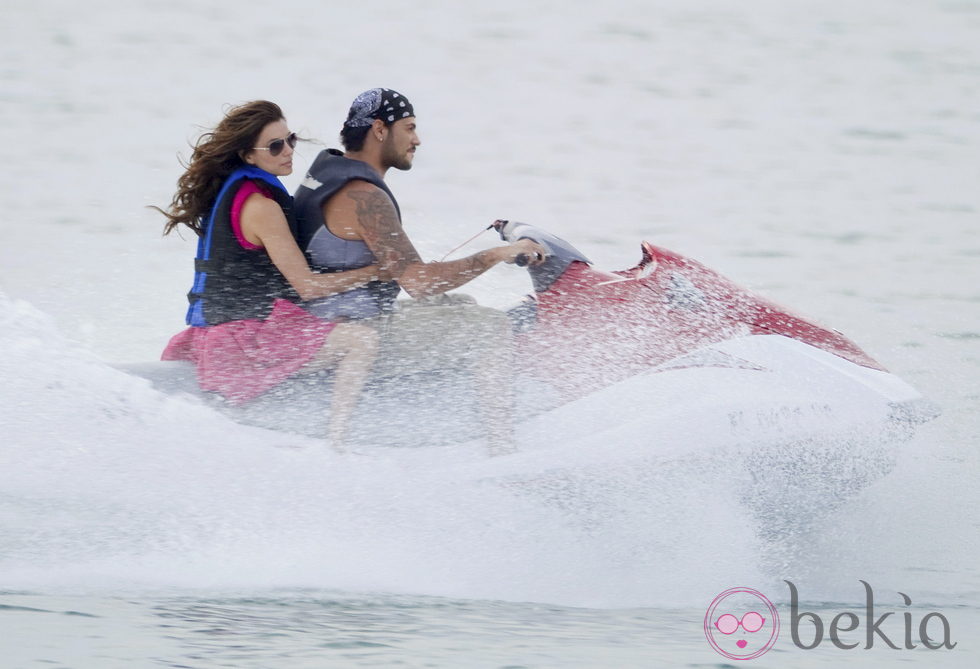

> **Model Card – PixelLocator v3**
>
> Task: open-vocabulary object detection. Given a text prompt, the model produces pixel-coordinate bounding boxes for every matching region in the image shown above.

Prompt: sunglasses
[715,612,766,634]
[252,132,298,157]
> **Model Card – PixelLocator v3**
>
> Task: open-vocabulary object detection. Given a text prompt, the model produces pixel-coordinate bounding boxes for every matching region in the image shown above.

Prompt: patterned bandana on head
[344,88,415,128]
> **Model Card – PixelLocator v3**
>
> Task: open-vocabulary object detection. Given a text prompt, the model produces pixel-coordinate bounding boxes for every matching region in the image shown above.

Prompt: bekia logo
[704,587,780,660]
[704,581,956,660]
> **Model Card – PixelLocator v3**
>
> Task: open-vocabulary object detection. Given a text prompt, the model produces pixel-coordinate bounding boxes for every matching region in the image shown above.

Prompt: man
[293,88,546,454]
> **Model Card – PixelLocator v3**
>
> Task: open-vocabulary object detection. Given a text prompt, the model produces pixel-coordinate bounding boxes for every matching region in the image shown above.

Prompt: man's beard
[382,141,413,171]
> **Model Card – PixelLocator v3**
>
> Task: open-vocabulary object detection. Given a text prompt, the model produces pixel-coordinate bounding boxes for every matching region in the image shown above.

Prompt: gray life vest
[293,149,401,320]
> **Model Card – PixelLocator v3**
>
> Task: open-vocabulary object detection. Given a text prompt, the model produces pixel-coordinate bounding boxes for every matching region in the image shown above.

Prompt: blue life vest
[186,166,299,326]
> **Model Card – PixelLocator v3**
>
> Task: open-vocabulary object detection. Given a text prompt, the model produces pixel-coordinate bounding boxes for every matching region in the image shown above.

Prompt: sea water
[1,0,978,666]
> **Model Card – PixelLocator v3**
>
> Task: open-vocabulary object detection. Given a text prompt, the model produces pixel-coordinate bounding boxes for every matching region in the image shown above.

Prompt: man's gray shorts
[365,294,511,378]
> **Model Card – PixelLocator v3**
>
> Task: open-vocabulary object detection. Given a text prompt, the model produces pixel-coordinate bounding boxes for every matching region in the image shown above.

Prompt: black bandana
[344,88,415,128]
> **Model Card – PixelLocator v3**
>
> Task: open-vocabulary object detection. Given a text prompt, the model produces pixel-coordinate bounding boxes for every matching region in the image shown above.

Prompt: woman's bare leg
[302,322,379,452]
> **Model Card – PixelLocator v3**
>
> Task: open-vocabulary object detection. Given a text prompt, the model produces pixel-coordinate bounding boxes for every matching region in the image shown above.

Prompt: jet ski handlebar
[491,219,592,292]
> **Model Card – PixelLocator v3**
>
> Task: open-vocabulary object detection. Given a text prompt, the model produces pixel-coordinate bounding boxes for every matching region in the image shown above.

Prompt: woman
[157,100,381,451]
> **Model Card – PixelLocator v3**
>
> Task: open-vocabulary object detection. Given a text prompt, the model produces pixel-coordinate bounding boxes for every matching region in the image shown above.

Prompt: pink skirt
[161,299,336,404]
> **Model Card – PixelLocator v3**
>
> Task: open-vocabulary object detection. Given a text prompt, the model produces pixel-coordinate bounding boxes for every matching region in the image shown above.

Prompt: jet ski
[118,221,939,546]
[496,219,935,424]
[488,220,939,532]
[122,220,937,467]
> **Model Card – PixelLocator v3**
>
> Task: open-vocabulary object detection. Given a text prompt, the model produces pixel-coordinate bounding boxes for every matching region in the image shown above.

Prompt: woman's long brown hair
[156,100,284,237]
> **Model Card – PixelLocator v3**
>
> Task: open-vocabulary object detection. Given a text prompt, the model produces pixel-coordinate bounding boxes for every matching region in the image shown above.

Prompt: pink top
[230,181,270,250]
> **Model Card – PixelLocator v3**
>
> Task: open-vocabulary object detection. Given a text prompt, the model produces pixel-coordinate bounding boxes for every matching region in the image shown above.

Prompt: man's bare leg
[369,300,519,456]
[475,315,518,456]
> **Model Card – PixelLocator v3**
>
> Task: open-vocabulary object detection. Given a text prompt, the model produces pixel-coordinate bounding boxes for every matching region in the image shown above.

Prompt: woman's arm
[240,194,383,301]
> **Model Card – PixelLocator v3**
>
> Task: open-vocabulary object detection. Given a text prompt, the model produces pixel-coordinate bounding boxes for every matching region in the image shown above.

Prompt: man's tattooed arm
[348,186,505,298]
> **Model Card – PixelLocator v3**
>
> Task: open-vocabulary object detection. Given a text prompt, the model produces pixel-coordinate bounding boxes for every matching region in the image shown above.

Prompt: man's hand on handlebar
[496,238,548,267]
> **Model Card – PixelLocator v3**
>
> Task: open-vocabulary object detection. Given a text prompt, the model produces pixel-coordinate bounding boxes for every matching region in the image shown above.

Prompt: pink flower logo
[704,587,780,660]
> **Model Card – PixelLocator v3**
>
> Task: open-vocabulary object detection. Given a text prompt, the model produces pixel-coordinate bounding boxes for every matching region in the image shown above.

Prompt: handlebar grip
[515,253,529,267]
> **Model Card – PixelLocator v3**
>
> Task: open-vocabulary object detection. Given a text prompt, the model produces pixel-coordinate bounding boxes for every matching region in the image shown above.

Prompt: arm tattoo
[347,187,498,296]
[347,189,421,275]
[461,253,493,275]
